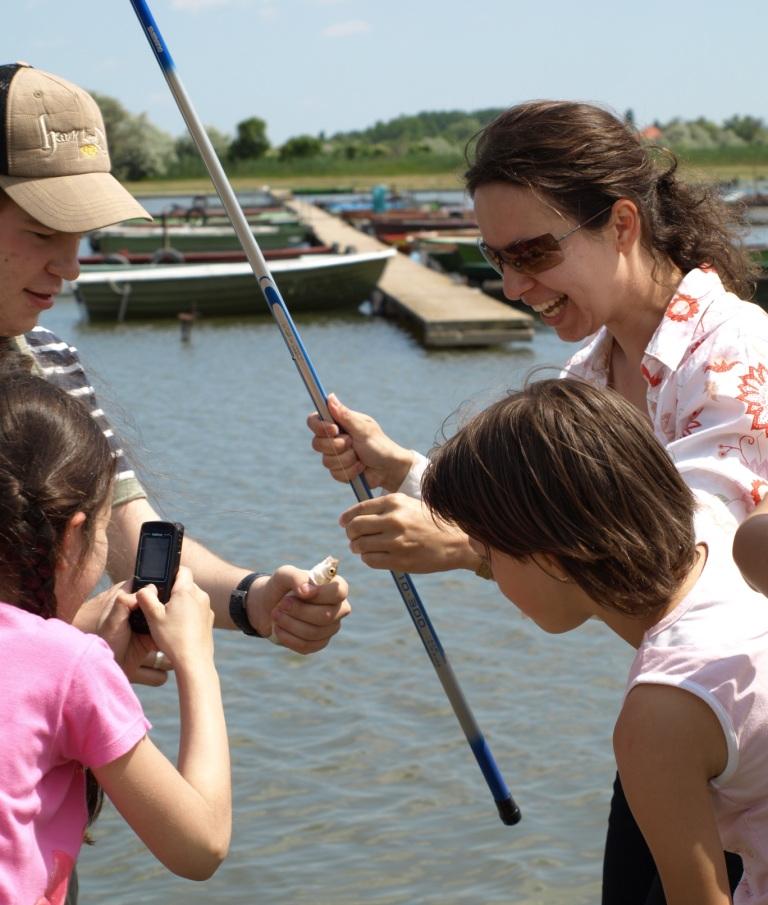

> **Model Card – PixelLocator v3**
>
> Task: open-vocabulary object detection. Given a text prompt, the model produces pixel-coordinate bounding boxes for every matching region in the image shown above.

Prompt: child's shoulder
[0,602,102,665]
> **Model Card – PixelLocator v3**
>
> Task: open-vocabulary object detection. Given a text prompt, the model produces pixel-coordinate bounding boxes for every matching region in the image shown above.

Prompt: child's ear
[57,511,87,571]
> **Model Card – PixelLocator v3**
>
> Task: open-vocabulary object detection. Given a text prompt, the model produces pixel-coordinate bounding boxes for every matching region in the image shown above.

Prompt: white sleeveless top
[626,495,768,903]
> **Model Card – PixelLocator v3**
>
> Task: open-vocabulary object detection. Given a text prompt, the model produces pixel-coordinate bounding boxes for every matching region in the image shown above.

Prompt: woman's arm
[614,684,731,905]
[92,569,231,880]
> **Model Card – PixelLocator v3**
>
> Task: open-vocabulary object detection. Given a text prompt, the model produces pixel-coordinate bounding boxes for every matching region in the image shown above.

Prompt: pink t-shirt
[0,603,151,904]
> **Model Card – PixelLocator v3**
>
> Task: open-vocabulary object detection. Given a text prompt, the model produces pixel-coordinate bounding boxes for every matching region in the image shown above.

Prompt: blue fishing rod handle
[470,736,521,825]
[130,0,175,71]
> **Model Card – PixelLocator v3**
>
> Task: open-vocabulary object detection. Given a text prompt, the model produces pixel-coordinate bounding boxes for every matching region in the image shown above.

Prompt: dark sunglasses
[477,205,613,277]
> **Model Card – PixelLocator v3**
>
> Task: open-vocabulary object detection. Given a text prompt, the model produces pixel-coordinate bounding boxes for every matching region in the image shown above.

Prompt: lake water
[41,280,633,903]
[43,187,760,905]
[49,182,768,902]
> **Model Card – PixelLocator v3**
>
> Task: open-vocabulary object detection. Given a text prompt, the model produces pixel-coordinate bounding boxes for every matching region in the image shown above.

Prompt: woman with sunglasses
[307,100,768,903]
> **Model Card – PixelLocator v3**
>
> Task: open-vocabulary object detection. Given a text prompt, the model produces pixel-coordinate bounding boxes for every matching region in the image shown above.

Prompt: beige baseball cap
[0,62,151,232]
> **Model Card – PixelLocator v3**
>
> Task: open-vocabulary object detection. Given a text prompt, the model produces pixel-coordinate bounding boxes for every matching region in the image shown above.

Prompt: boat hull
[73,252,395,321]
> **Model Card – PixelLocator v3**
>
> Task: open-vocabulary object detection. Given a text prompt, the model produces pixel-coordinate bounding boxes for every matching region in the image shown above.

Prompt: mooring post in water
[178,311,196,341]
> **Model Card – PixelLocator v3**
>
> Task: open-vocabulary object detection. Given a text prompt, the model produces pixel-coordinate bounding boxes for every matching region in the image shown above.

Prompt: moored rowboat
[89,221,314,254]
[72,249,395,321]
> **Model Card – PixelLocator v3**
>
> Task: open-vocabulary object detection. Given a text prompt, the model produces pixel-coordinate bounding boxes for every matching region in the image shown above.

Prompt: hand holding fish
[243,556,348,655]
[267,555,340,644]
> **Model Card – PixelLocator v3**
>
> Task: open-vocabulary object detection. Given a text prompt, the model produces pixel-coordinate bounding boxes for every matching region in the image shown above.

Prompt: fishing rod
[127,0,520,827]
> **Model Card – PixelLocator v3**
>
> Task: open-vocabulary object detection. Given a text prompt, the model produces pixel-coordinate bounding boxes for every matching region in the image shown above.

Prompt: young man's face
[0,195,82,337]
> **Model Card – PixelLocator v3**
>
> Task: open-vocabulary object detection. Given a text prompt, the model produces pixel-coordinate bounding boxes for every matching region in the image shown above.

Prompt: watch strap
[229,572,268,636]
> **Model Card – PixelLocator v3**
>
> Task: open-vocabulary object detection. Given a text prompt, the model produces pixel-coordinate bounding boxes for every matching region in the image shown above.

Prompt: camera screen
[138,534,171,580]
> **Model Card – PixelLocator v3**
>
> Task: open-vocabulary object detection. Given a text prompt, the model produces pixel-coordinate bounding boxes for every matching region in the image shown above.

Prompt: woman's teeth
[531,295,568,317]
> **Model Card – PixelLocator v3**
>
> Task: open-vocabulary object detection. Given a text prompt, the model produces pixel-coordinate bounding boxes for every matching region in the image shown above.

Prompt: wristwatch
[229,572,268,636]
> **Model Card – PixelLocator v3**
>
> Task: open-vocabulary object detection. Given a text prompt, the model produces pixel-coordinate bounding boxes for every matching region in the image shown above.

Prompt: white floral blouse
[564,267,768,525]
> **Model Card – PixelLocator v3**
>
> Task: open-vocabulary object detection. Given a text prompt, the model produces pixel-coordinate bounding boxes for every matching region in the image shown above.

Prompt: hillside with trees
[91,95,768,183]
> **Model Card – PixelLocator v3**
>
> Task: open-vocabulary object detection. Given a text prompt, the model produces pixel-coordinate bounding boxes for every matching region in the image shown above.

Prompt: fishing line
[127,0,520,826]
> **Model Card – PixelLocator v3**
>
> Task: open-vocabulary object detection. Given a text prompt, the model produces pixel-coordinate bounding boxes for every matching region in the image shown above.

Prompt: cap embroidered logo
[0,61,151,232]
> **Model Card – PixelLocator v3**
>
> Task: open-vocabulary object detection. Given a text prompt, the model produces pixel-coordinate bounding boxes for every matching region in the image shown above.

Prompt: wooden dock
[284,198,534,348]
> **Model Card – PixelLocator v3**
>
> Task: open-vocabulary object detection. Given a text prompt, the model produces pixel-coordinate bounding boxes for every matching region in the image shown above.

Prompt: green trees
[89,90,768,181]
[92,91,176,181]
[278,134,323,160]
[331,109,502,155]
[650,115,767,151]
[175,126,231,165]
[228,116,270,161]
[724,115,767,144]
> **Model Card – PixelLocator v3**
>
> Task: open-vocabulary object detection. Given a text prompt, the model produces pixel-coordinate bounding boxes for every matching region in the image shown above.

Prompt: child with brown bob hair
[421,378,768,905]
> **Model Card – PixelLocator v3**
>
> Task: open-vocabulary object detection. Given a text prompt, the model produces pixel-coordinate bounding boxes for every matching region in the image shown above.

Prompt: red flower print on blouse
[682,408,703,436]
[641,364,662,387]
[666,293,700,322]
[737,364,768,436]
[750,479,768,506]
[706,358,740,373]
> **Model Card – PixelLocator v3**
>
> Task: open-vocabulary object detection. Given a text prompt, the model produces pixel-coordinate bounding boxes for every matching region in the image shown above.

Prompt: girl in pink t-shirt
[0,373,230,903]
[421,378,768,905]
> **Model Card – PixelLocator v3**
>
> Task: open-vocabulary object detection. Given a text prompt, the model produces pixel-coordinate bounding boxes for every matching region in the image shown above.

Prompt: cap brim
[0,171,152,232]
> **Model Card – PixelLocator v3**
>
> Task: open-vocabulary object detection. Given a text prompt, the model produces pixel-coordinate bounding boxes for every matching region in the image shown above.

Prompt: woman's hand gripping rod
[128,0,520,826]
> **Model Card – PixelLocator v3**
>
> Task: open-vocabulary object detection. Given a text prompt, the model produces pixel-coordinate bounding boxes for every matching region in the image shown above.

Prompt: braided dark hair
[0,370,115,834]
[0,371,114,617]
[464,100,758,298]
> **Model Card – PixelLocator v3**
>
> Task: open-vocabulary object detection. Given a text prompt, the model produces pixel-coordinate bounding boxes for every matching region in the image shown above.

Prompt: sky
[3,0,767,147]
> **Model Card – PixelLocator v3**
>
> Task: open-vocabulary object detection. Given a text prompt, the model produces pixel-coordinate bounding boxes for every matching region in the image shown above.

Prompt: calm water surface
[44,267,631,903]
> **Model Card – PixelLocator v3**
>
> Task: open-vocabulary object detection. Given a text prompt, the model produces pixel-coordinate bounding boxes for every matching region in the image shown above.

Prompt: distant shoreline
[125,161,768,198]
[125,171,465,197]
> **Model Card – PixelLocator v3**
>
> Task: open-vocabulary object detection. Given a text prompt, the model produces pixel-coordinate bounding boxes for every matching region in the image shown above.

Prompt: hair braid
[0,373,114,614]
[16,498,59,618]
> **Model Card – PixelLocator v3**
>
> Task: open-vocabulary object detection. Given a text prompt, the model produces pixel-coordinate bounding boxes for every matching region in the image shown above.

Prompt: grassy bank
[125,170,465,197]
[125,157,768,198]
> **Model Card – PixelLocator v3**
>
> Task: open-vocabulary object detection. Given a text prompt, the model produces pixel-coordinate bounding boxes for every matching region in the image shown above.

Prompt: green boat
[89,221,314,254]
[415,234,493,283]
[72,249,396,321]
[157,209,303,228]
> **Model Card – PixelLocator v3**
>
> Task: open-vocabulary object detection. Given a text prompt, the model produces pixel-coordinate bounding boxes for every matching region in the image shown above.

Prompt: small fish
[269,555,340,644]
[307,555,339,586]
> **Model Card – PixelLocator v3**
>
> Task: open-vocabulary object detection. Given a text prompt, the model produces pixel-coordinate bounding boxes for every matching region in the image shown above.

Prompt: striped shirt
[11,325,146,508]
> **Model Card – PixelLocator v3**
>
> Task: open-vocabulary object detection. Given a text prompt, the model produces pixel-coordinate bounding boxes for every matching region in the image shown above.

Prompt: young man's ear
[57,511,87,571]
